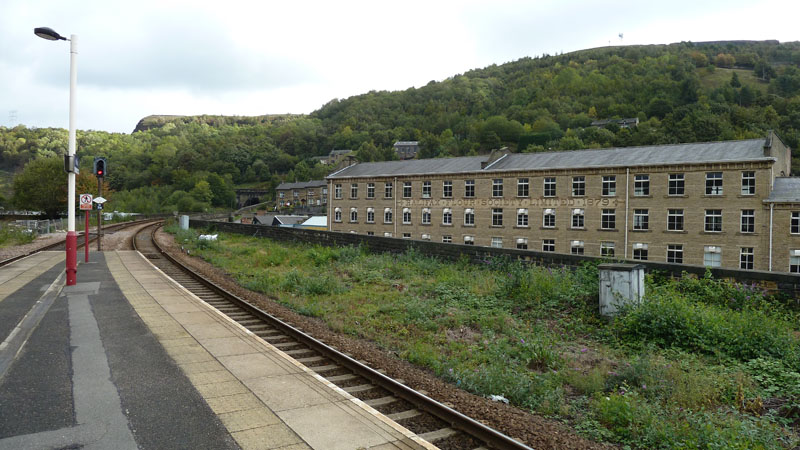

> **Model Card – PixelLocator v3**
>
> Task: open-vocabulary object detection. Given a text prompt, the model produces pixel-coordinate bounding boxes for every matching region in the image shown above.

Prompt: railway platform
[0,251,431,450]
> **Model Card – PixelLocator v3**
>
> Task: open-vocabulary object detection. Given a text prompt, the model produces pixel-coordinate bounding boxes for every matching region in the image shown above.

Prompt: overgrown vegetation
[168,225,800,448]
[0,222,36,248]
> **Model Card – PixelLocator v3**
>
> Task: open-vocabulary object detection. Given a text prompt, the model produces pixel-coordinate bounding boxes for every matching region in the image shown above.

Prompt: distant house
[252,214,276,225]
[393,141,419,160]
[252,214,309,227]
[298,216,327,231]
[590,118,639,129]
[272,215,309,227]
[275,180,328,207]
[326,149,355,166]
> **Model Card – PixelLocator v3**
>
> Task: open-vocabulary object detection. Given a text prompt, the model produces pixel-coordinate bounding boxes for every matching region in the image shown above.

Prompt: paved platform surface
[0,251,432,450]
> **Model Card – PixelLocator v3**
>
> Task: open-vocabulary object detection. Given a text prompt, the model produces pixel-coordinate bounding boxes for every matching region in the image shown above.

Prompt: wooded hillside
[2,40,799,213]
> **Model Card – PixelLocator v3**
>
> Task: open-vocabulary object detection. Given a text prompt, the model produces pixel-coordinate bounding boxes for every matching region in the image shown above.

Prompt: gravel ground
[154,228,613,450]
[0,232,67,261]
[102,223,148,251]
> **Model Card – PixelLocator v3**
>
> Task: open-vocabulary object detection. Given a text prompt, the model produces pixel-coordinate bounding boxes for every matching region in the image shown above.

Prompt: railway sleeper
[235,319,263,326]
[418,428,458,444]
[272,341,302,350]
[364,396,398,408]
[294,356,325,365]
[386,409,421,421]
[310,364,339,373]
[282,348,312,357]
[325,374,358,383]
[342,384,375,394]
[255,332,286,340]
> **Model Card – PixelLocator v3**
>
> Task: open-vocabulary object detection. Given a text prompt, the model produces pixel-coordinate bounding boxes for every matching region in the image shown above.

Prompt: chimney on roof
[764,130,774,157]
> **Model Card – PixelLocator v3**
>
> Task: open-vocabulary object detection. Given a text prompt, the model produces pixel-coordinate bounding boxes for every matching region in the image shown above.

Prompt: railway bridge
[234,188,270,208]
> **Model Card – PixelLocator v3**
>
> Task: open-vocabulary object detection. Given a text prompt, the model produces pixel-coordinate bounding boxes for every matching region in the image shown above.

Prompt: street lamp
[35,26,78,286]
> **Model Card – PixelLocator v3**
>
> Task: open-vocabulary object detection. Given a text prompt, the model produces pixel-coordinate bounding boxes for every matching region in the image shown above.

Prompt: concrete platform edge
[126,250,436,450]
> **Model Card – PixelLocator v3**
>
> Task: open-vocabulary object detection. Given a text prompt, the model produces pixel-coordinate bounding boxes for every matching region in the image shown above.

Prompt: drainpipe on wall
[394,177,398,236]
[328,180,332,231]
[769,203,774,271]
[624,168,630,259]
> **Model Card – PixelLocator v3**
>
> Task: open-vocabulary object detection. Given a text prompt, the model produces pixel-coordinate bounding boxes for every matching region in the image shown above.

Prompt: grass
[699,67,769,93]
[169,224,800,449]
[0,221,36,248]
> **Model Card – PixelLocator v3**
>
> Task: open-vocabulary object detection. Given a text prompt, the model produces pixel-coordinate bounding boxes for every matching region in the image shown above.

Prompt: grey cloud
[29,10,316,93]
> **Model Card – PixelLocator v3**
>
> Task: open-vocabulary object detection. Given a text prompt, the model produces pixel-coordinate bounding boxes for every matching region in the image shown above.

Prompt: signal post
[79,193,92,262]
[93,157,107,251]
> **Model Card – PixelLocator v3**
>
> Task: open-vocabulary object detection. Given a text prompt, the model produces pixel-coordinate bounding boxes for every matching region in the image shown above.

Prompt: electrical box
[598,263,645,316]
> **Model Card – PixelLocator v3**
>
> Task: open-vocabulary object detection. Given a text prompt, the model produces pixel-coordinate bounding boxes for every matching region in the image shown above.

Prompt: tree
[646,98,673,119]
[738,85,755,107]
[730,72,741,88]
[713,53,735,68]
[190,180,213,204]
[688,51,708,67]
[754,60,777,81]
[12,157,66,218]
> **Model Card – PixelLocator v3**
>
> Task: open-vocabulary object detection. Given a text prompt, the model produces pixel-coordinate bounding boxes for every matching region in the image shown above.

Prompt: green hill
[3,40,800,213]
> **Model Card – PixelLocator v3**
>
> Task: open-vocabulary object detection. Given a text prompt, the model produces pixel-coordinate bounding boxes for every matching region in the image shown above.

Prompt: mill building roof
[765,178,800,203]
[327,138,775,179]
[275,180,327,190]
[329,149,354,156]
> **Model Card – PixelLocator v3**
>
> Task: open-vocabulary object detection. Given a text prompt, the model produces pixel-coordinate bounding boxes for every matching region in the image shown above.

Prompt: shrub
[590,391,654,441]
[452,363,564,412]
[615,288,800,365]
[279,270,345,296]
[563,363,610,396]
[0,223,36,247]
[492,260,585,314]
[744,358,800,399]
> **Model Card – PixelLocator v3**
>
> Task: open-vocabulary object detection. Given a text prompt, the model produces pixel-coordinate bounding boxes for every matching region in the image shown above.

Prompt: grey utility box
[180,215,189,230]
[598,263,645,316]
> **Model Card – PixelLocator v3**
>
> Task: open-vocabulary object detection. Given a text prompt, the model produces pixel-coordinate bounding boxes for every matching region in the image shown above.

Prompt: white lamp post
[34,27,78,286]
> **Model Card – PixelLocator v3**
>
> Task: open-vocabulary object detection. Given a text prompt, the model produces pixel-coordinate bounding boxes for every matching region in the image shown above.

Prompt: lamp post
[34,27,78,286]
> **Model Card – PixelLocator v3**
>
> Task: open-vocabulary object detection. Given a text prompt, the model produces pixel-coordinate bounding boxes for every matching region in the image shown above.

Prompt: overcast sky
[1,0,798,133]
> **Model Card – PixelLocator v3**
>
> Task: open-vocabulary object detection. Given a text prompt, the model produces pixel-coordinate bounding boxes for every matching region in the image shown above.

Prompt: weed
[614,287,800,365]
[591,391,653,441]
[564,364,610,396]
[166,228,799,448]
[0,223,36,247]
[745,358,800,399]
[519,337,562,372]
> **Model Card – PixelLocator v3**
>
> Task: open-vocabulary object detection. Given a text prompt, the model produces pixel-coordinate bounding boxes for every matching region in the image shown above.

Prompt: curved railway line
[0,219,158,267]
[133,222,532,450]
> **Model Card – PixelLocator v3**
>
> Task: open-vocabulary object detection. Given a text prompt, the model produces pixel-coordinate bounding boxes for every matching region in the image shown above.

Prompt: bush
[590,391,654,441]
[279,270,345,296]
[744,358,800,399]
[492,259,593,314]
[615,288,799,365]
[0,223,36,247]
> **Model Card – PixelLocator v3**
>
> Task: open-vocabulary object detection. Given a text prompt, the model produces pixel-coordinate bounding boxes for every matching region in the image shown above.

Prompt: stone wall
[190,219,800,299]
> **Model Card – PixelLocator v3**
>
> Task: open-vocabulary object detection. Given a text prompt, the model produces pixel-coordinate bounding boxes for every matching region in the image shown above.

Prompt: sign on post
[80,194,93,210]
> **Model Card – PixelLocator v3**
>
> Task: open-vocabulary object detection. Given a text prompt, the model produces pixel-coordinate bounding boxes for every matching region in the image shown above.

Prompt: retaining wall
[190,220,800,299]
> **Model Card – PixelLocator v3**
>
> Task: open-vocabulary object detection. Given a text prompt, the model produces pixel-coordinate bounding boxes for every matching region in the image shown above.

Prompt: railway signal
[93,157,107,250]
[93,157,107,178]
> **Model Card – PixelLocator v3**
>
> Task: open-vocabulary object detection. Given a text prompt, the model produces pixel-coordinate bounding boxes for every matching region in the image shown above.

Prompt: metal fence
[11,219,66,235]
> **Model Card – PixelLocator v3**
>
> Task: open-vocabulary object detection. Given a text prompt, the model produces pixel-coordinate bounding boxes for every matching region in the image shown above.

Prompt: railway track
[0,219,158,267]
[134,223,533,450]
